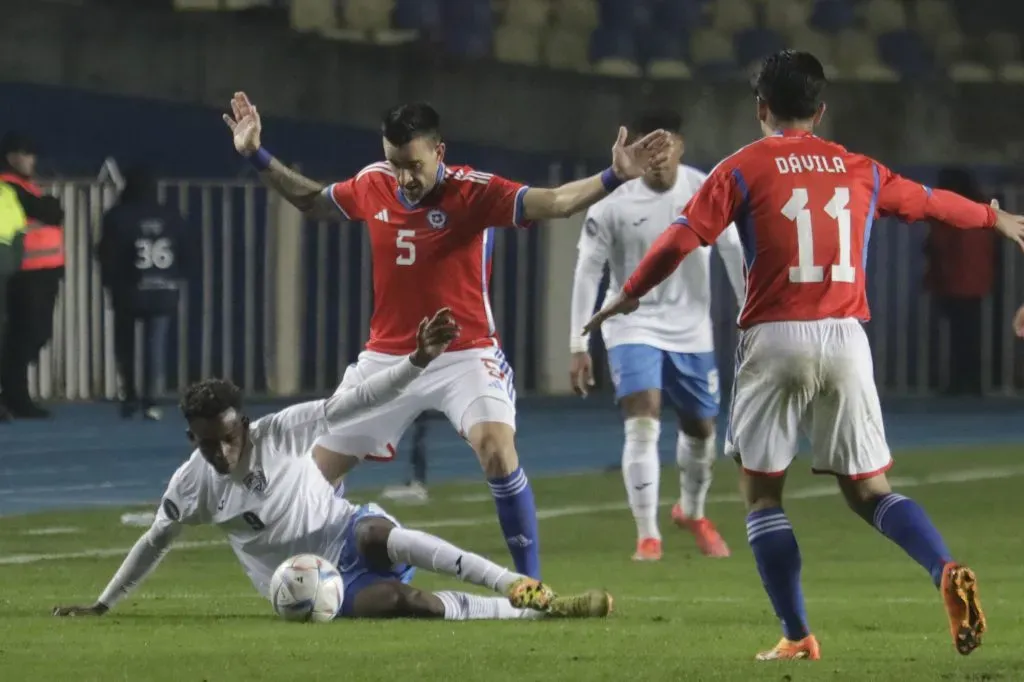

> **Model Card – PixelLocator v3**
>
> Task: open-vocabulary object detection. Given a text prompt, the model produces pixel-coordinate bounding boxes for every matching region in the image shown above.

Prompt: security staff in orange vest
[0,132,65,418]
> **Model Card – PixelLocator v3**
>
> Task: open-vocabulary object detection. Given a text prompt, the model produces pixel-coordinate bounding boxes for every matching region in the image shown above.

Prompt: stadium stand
[164,0,1023,82]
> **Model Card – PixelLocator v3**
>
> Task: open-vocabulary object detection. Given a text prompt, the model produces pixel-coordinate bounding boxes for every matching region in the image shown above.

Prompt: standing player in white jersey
[587,51,1024,660]
[222,92,671,580]
[569,110,746,562]
[53,310,612,622]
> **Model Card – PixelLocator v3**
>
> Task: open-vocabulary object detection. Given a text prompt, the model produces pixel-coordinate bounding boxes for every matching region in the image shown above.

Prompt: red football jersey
[675,130,995,328]
[326,162,531,354]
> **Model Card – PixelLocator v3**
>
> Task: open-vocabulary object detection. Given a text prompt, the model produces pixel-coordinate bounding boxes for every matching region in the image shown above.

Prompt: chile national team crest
[426,208,448,229]
[243,469,268,494]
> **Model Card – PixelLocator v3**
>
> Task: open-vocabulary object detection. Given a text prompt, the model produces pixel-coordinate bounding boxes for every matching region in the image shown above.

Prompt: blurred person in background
[569,110,746,561]
[381,411,436,504]
[923,167,995,396]
[97,165,190,421]
[0,179,28,422]
[0,132,65,419]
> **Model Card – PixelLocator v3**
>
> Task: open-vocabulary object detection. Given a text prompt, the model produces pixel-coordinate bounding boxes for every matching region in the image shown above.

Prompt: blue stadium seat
[598,0,655,31]
[734,27,786,70]
[643,28,691,64]
[441,0,492,57]
[810,0,857,34]
[393,0,441,31]
[646,29,693,79]
[590,26,640,64]
[877,29,935,79]
[690,28,739,78]
[651,0,703,32]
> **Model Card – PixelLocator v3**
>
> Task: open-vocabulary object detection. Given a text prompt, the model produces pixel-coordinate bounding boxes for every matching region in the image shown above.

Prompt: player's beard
[402,183,424,202]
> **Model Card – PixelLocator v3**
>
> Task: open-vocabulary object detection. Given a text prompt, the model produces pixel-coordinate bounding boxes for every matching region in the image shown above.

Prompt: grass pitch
[1,446,1022,681]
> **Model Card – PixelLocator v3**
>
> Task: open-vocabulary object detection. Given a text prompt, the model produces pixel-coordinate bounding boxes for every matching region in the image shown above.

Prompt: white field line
[2,464,1023,566]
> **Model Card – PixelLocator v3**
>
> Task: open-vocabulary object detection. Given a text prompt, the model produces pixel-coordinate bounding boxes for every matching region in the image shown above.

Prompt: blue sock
[487,467,541,579]
[872,493,953,587]
[746,508,810,641]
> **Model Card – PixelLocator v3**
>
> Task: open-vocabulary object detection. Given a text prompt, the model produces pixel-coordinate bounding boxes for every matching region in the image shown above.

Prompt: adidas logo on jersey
[374,209,390,222]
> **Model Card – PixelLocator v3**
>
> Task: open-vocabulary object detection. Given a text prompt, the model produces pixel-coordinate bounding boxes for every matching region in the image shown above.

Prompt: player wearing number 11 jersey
[586,50,1024,661]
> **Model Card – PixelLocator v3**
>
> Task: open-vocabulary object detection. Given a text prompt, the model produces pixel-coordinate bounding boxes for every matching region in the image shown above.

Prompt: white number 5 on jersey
[782,187,855,284]
[396,229,416,266]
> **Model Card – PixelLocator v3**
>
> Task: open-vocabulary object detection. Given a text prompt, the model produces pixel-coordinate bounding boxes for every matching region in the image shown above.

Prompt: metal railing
[23,171,1024,401]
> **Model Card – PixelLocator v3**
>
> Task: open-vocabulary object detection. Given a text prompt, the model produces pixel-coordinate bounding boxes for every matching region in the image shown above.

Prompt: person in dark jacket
[0,132,65,419]
[923,167,995,395]
[97,165,190,420]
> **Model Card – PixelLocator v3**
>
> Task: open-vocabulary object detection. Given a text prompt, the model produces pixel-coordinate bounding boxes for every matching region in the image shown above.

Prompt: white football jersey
[154,400,358,597]
[572,165,746,353]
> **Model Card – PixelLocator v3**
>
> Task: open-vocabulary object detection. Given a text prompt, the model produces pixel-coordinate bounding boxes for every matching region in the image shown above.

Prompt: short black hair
[632,109,683,137]
[180,378,242,421]
[752,50,827,122]
[381,102,442,146]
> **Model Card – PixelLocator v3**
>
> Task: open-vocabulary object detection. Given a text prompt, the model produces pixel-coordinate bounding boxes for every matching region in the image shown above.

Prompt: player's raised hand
[53,602,108,617]
[570,351,595,398]
[991,198,1024,253]
[222,91,263,157]
[611,127,672,181]
[410,307,461,367]
[582,292,640,337]
[1013,304,1024,339]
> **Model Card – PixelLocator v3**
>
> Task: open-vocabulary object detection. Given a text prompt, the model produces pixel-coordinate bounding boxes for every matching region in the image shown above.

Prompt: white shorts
[724,319,892,479]
[316,345,517,460]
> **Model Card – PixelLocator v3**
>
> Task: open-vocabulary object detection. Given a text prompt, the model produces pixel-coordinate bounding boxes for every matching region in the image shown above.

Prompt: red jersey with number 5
[676,130,995,328]
[324,163,531,354]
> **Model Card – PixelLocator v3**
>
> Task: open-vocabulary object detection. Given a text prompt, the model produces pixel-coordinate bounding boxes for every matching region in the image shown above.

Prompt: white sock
[386,527,522,594]
[677,433,716,519]
[622,417,661,540]
[435,591,545,621]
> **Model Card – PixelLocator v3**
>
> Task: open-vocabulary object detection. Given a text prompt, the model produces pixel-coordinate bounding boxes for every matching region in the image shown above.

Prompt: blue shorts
[336,503,416,617]
[606,344,720,419]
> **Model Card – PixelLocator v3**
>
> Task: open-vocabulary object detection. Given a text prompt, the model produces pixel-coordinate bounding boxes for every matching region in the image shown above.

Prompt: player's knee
[466,420,518,478]
[623,417,660,451]
[620,390,660,418]
[741,469,785,511]
[353,518,396,568]
[678,416,715,440]
[396,587,445,618]
[838,473,892,519]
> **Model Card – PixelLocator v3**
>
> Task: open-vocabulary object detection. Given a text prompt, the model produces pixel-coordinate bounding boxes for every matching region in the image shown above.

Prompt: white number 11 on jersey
[782,187,856,284]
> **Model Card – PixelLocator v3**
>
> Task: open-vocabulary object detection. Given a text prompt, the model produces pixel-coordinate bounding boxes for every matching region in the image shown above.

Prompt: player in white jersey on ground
[570,111,747,561]
[53,309,611,622]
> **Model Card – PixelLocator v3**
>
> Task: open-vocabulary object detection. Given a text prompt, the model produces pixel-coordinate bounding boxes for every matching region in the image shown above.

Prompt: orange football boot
[671,504,731,557]
[755,635,822,661]
[941,562,986,655]
[632,537,662,561]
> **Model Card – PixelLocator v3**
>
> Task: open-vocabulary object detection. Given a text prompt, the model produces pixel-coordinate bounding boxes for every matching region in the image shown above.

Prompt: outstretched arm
[876,169,997,229]
[877,170,1024,253]
[521,127,671,221]
[53,520,181,617]
[256,157,339,221]
[222,91,344,221]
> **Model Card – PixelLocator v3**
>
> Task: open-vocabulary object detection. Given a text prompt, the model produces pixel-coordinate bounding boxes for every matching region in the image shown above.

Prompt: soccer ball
[269,554,344,623]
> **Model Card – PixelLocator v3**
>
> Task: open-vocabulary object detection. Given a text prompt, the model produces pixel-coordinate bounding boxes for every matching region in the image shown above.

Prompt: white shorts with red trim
[314,346,517,460]
[724,318,892,480]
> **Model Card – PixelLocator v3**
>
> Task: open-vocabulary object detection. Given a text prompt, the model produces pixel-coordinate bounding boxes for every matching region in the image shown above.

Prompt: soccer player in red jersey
[223,92,671,580]
[586,51,1024,660]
